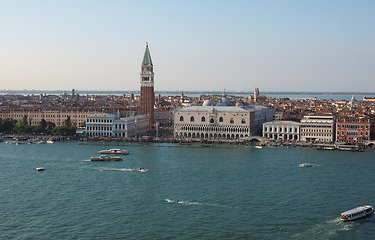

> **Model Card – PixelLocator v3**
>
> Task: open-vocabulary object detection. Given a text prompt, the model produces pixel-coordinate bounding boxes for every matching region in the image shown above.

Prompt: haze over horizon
[1,1,374,92]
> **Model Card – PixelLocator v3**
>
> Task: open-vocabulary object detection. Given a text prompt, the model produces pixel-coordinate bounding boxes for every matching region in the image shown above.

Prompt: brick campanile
[140,42,155,130]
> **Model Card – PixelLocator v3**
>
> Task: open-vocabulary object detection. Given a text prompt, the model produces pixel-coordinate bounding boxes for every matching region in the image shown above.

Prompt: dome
[203,99,214,106]
[222,97,232,106]
[216,101,226,106]
[235,102,243,107]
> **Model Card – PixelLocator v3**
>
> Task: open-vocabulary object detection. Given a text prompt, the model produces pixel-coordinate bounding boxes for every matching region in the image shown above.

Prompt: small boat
[201,144,213,147]
[255,145,263,149]
[47,140,54,144]
[131,168,148,172]
[340,205,374,221]
[90,155,123,161]
[99,149,129,155]
[36,167,44,171]
[299,163,314,168]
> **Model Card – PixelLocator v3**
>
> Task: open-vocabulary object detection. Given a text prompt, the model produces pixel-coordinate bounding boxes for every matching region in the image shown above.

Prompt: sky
[0,0,374,92]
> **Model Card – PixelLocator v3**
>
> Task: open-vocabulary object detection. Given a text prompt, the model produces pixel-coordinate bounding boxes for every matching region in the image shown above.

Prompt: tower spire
[142,42,153,66]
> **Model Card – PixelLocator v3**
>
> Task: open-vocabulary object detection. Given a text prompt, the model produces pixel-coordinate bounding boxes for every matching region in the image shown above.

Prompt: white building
[300,115,335,142]
[263,121,300,141]
[85,113,149,138]
[174,98,274,140]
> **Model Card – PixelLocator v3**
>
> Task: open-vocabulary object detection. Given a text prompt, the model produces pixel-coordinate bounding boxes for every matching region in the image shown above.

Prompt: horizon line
[1,89,375,95]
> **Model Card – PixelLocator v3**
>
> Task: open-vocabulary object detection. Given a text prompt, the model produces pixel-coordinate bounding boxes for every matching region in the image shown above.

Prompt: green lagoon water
[1,141,375,239]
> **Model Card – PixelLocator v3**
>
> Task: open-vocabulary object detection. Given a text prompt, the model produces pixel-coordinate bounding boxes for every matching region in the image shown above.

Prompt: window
[219,117,223,122]
[180,116,184,122]
[241,118,246,124]
[230,118,234,124]
[210,118,214,123]
[190,116,194,122]
[201,116,206,122]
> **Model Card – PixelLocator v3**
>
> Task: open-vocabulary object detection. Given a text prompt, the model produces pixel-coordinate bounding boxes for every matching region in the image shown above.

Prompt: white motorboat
[299,163,314,168]
[131,168,148,172]
[340,205,374,221]
[36,167,44,171]
[166,199,179,203]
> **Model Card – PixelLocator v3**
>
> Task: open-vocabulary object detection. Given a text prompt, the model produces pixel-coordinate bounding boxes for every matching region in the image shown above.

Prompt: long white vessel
[99,149,129,155]
[340,205,374,221]
[90,155,122,161]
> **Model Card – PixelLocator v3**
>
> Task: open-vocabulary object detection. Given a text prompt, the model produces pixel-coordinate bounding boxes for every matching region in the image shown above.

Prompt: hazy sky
[1,0,374,92]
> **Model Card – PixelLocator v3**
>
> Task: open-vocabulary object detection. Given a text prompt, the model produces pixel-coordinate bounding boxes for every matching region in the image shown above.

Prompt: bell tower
[140,42,155,129]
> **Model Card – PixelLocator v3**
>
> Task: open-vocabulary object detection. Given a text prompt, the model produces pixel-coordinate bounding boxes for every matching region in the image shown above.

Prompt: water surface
[1,141,374,239]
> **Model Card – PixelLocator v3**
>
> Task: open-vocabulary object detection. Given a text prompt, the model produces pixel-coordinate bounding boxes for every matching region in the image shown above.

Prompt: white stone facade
[86,113,149,138]
[174,104,274,140]
[263,121,300,141]
[300,115,335,142]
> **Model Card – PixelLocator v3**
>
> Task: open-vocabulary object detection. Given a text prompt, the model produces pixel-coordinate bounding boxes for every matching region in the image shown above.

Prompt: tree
[64,116,72,127]
[40,119,47,133]
[52,126,76,136]
[13,120,25,134]
[22,115,28,126]
[46,122,56,134]
[1,119,16,134]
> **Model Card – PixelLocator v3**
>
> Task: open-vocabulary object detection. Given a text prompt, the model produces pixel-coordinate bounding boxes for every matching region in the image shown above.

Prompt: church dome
[203,99,214,106]
[235,102,243,107]
[222,97,232,106]
[216,101,226,106]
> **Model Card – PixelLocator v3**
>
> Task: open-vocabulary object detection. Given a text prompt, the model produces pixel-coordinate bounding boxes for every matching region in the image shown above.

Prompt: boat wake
[165,199,227,207]
[292,217,365,239]
[99,167,148,172]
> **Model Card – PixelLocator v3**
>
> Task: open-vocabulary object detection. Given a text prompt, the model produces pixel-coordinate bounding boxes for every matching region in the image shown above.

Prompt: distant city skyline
[1,0,374,92]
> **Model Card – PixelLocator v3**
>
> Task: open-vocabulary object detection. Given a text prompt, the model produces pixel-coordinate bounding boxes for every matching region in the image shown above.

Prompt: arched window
[241,118,246,124]
[219,117,223,122]
[201,116,206,122]
[210,118,214,123]
[190,116,194,122]
[180,116,184,122]
[230,118,234,124]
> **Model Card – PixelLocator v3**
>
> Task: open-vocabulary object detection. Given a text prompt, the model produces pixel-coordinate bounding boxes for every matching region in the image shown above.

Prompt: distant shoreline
[1,90,375,96]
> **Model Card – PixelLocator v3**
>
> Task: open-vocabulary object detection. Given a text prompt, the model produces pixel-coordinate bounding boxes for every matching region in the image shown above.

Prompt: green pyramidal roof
[142,43,153,65]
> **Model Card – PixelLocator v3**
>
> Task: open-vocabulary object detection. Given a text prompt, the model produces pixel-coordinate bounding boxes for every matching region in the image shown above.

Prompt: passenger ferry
[340,205,374,221]
[99,149,129,155]
[90,155,123,161]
